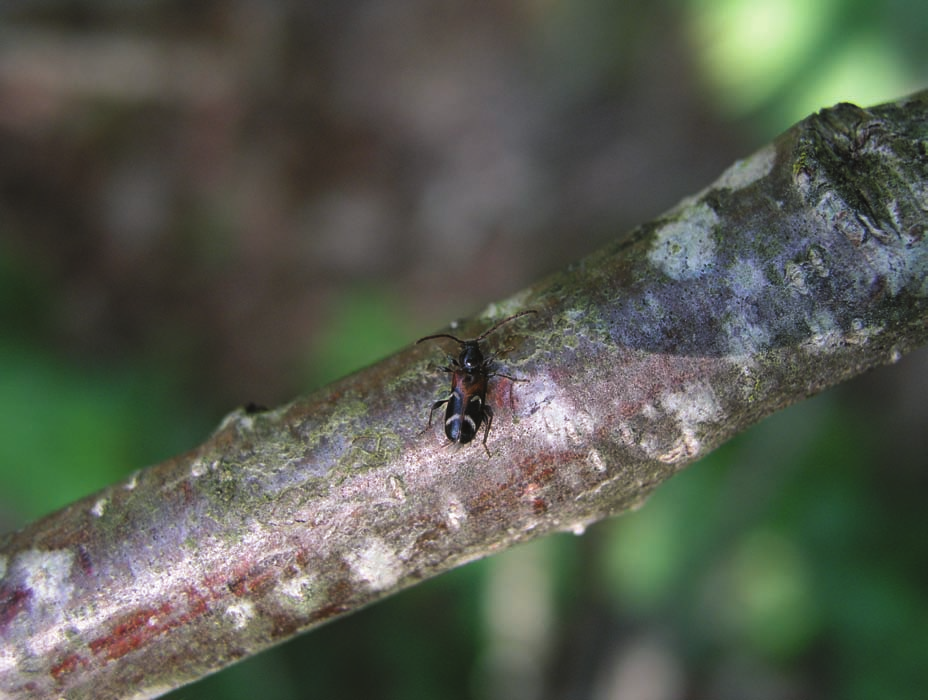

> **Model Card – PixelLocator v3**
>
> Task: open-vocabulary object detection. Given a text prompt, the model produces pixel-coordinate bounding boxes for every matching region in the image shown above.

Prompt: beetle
[416,309,536,455]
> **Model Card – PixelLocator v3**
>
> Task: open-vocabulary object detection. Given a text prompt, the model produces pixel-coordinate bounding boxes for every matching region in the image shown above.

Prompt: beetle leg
[481,404,494,457]
[491,371,525,382]
[425,396,450,433]
[490,372,527,411]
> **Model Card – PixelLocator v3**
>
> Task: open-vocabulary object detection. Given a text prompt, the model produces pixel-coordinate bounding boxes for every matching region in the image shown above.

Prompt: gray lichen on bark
[1,91,927,700]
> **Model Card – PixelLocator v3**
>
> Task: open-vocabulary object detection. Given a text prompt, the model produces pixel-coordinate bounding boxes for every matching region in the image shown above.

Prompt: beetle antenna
[474,309,537,342]
[416,333,465,346]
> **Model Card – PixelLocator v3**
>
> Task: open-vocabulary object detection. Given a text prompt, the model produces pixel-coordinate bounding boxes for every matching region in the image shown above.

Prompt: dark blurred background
[1,2,927,699]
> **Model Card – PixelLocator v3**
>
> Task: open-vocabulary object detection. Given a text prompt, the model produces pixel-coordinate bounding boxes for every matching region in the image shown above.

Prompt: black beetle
[416,309,536,455]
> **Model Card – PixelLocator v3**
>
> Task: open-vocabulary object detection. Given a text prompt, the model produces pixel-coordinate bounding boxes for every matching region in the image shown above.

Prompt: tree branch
[2,91,927,699]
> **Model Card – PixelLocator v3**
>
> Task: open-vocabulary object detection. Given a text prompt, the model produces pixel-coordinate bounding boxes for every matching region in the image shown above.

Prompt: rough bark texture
[2,91,927,699]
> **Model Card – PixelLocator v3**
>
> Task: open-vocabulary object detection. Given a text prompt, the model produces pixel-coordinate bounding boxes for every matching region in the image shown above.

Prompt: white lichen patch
[569,521,590,536]
[801,313,877,353]
[649,203,719,280]
[0,646,15,674]
[386,474,407,503]
[346,538,403,591]
[728,258,767,296]
[723,259,773,356]
[801,310,841,352]
[480,292,535,322]
[90,497,108,518]
[278,572,314,601]
[189,459,210,478]
[17,549,75,605]
[712,143,776,191]
[657,428,702,464]
[784,261,810,296]
[0,554,7,579]
[224,601,255,630]
[845,318,876,346]
[651,381,723,466]
[724,316,771,357]
[617,423,639,447]
[124,471,139,490]
[446,497,466,531]
[806,246,829,278]
[785,244,833,298]
[587,448,607,473]
[523,374,594,451]
[215,407,257,433]
[640,402,659,421]
[660,381,723,428]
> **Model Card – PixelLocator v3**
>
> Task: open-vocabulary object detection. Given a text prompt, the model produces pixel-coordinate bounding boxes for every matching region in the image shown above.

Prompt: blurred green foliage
[305,285,416,390]
[0,341,208,521]
[0,241,208,524]
[686,0,927,134]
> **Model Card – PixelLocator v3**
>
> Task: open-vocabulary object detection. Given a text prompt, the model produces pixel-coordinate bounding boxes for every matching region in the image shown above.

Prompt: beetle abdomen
[444,388,482,443]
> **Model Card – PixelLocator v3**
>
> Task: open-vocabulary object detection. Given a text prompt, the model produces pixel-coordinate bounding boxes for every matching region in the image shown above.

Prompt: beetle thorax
[458,342,485,372]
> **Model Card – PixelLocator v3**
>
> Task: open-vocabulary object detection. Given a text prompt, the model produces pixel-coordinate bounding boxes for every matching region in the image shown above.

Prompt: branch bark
[3,91,928,699]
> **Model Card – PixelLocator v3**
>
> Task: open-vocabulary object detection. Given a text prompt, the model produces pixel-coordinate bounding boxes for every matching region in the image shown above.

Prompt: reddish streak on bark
[88,603,174,661]
[0,586,32,631]
[50,653,89,681]
[229,561,279,597]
